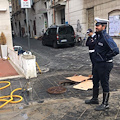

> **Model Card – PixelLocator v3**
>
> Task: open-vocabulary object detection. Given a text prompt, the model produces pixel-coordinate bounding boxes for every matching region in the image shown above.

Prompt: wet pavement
[0,66,120,120]
[0,37,120,120]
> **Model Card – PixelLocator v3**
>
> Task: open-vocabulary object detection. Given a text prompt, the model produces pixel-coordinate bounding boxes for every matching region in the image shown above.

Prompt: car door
[58,26,68,43]
[49,28,57,46]
[58,26,74,43]
[42,28,50,45]
[65,26,75,43]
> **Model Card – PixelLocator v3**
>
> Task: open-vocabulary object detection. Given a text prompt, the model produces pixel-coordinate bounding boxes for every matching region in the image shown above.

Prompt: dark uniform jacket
[94,29,119,62]
[86,34,96,50]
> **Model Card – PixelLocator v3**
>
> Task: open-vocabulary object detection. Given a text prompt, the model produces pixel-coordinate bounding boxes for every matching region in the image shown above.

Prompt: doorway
[87,7,94,31]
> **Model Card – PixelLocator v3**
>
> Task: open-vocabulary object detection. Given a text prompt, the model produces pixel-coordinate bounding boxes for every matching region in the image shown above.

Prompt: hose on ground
[0,81,23,108]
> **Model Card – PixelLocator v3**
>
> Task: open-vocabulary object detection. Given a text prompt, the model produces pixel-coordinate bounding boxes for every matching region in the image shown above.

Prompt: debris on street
[73,80,93,90]
[66,75,90,82]
[66,75,93,90]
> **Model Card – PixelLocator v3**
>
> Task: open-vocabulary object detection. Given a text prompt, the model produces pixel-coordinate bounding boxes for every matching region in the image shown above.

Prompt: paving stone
[0,36,120,119]
[61,115,78,120]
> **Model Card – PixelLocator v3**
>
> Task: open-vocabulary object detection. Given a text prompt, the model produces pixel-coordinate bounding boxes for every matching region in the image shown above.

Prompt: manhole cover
[47,86,66,94]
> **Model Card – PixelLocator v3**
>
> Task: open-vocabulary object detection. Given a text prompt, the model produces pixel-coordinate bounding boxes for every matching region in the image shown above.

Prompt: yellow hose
[0,81,23,108]
[36,62,42,74]
[0,81,11,90]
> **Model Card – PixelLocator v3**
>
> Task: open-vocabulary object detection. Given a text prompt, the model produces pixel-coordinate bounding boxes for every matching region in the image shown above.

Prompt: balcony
[51,1,66,9]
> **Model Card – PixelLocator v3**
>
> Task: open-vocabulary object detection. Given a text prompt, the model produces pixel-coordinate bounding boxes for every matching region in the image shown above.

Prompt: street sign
[21,0,31,8]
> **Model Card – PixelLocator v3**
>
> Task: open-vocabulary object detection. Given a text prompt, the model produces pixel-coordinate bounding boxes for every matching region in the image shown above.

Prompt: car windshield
[59,26,74,35]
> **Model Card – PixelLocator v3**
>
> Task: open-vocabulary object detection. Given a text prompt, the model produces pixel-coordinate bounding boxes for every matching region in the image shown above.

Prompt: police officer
[85,17,119,111]
[86,29,96,76]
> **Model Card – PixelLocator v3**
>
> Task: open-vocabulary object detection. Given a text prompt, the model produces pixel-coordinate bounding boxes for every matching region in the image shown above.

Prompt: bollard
[26,80,33,101]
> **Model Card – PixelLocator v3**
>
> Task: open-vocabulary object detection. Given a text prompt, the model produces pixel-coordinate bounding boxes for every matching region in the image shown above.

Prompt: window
[109,15,120,36]
[59,26,74,35]
[49,28,56,35]
[46,29,50,35]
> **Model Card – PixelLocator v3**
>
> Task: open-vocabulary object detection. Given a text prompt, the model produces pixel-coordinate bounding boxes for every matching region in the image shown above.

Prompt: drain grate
[47,86,66,94]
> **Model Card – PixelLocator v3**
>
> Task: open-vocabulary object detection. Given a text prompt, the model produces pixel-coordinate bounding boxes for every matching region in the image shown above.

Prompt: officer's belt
[106,60,113,62]
[89,50,95,53]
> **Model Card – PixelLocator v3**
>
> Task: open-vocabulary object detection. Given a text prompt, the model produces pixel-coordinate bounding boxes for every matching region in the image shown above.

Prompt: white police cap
[95,17,109,26]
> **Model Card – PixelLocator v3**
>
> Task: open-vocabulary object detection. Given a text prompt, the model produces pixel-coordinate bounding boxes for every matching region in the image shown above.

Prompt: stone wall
[66,0,120,48]
[93,0,120,48]
[65,0,85,34]
[0,0,13,49]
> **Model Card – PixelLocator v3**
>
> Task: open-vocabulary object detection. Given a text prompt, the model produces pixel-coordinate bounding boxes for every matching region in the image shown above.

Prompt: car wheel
[42,40,46,46]
[53,41,58,48]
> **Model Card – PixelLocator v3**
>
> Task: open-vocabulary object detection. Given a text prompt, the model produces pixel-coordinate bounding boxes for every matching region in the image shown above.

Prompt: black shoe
[85,98,99,104]
[94,104,109,111]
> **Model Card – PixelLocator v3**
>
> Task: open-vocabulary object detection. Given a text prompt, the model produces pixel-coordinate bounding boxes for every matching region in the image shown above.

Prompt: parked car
[42,24,75,48]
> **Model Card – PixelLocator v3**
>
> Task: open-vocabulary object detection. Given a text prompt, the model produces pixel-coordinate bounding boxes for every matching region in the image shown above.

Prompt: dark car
[42,24,75,48]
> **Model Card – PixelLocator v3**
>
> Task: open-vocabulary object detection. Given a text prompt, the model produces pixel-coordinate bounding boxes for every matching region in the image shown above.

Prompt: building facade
[12,0,49,38]
[0,0,13,49]
[11,0,66,38]
[12,0,120,47]
[66,0,120,47]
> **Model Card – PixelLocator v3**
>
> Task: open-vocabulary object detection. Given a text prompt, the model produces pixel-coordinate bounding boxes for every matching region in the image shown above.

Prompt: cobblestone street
[0,37,120,120]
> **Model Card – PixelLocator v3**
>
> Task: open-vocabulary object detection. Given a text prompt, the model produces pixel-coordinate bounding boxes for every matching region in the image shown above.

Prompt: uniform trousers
[89,52,95,75]
[93,62,113,92]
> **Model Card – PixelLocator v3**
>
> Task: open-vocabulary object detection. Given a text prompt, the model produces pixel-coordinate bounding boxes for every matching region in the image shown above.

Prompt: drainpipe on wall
[52,0,55,24]
[67,0,70,24]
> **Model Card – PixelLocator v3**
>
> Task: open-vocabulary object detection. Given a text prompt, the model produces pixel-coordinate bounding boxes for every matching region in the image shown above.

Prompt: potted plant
[0,32,7,59]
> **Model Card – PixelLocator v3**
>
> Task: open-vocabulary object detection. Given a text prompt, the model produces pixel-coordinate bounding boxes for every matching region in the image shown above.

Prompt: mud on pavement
[0,66,120,120]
